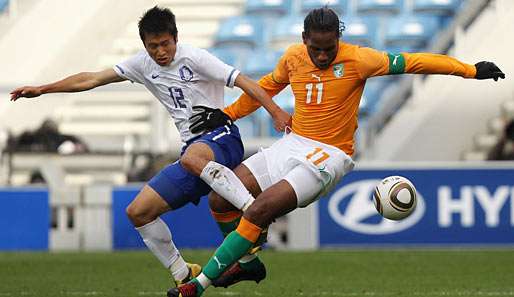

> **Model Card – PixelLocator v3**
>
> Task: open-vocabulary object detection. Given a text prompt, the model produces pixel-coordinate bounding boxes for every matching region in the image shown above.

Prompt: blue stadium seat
[359,78,389,117]
[269,15,304,50]
[266,87,294,137]
[214,16,266,50]
[341,17,378,48]
[413,0,462,28]
[301,0,348,16]
[356,0,404,15]
[384,15,439,49]
[413,0,461,16]
[245,0,293,18]
[0,0,8,12]
[384,44,424,55]
[243,49,282,79]
[208,47,240,68]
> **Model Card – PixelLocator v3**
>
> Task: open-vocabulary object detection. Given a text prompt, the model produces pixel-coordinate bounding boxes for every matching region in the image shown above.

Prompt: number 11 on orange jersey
[305,83,323,104]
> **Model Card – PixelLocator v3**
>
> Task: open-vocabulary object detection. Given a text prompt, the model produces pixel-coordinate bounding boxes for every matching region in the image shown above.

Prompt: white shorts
[243,132,355,207]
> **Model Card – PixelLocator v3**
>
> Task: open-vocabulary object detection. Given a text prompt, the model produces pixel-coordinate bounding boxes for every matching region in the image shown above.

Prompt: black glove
[475,61,505,81]
[189,105,233,134]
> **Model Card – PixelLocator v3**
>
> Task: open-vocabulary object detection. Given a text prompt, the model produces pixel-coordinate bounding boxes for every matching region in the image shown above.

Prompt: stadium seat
[214,16,266,50]
[301,0,348,16]
[359,79,388,117]
[384,15,439,49]
[356,0,404,15]
[0,0,8,12]
[269,14,304,50]
[265,86,294,137]
[384,45,424,55]
[413,0,462,28]
[341,17,378,48]
[208,47,241,68]
[413,0,461,16]
[245,0,293,18]
[243,48,282,79]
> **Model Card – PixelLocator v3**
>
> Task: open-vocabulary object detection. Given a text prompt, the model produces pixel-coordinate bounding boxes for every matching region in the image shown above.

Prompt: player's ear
[302,32,307,45]
[173,32,178,44]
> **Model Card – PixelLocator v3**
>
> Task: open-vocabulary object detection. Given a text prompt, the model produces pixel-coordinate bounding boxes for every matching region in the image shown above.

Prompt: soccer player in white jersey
[10,6,290,286]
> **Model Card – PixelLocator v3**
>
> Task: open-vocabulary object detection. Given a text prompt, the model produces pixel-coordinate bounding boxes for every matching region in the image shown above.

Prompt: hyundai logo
[328,180,425,235]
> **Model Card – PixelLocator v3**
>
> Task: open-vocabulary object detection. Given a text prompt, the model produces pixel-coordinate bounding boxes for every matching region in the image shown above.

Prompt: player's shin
[210,209,242,237]
[200,161,255,210]
[198,217,263,289]
[211,209,260,265]
[135,217,188,282]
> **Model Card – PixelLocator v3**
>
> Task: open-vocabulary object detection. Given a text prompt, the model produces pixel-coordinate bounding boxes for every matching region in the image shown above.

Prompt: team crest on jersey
[333,63,344,78]
[179,65,194,82]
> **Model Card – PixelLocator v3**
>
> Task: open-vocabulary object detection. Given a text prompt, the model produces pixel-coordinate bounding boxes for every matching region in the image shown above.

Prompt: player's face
[143,32,177,66]
[303,30,339,70]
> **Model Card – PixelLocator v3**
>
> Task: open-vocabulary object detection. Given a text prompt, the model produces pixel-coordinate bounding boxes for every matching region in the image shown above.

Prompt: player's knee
[244,200,273,227]
[179,153,196,174]
[126,203,155,227]
[180,153,209,176]
[208,191,238,213]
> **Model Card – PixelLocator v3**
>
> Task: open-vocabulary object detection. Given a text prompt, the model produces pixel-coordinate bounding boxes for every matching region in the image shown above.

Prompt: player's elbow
[70,72,100,91]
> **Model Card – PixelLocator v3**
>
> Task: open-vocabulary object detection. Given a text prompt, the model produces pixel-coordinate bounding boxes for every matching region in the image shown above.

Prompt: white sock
[135,217,189,281]
[196,273,212,289]
[200,161,255,210]
[238,254,257,263]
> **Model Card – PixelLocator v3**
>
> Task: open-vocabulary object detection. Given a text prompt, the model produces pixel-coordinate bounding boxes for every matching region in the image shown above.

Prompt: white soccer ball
[373,175,417,220]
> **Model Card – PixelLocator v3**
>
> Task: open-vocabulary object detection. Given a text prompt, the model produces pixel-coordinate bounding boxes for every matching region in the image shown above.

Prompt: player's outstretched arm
[474,61,505,81]
[234,74,291,132]
[400,52,505,81]
[358,48,505,82]
[10,69,125,101]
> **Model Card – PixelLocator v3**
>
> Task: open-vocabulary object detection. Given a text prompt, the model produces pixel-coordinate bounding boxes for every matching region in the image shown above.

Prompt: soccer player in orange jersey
[169,7,504,297]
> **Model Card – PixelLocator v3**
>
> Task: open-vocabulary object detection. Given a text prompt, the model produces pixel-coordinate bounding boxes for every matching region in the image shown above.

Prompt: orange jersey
[225,42,476,156]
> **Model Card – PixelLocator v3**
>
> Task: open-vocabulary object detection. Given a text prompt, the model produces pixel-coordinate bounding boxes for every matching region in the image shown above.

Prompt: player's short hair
[304,7,343,38]
[138,6,178,43]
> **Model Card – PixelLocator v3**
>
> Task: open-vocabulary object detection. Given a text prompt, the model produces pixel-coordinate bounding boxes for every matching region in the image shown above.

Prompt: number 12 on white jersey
[306,83,323,104]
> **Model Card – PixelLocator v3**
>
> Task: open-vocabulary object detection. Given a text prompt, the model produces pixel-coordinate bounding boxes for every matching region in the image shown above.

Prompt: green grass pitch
[1,249,513,297]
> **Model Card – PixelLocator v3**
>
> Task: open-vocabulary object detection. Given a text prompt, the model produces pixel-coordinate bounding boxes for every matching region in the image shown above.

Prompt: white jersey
[113,44,240,142]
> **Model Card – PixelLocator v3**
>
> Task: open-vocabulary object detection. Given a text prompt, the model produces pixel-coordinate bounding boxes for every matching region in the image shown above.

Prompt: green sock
[203,231,253,280]
[239,257,263,271]
[216,217,241,237]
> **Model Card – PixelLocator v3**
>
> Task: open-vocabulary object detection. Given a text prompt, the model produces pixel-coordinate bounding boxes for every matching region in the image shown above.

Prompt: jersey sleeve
[224,73,288,120]
[113,51,146,84]
[356,47,476,79]
[195,49,240,88]
[224,52,290,120]
[355,47,391,79]
[271,52,290,84]
[402,52,476,78]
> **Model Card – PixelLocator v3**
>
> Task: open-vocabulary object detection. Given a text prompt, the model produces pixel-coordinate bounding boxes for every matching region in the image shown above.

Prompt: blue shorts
[148,125,244,210]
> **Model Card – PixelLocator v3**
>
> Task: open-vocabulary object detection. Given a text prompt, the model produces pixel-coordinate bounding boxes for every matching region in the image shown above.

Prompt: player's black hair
[304,7,344,38]
[138,6,178,43]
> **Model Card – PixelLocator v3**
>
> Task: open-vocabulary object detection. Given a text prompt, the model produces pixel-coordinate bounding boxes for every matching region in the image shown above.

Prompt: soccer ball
[373,176,417,220]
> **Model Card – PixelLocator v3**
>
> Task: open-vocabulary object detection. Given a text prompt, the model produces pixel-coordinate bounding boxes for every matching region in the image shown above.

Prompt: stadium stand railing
[301,0,348,16]
[0,0,8,13]
[205,0,469,152]
[361,0,514,161]
[0,0,247,187]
